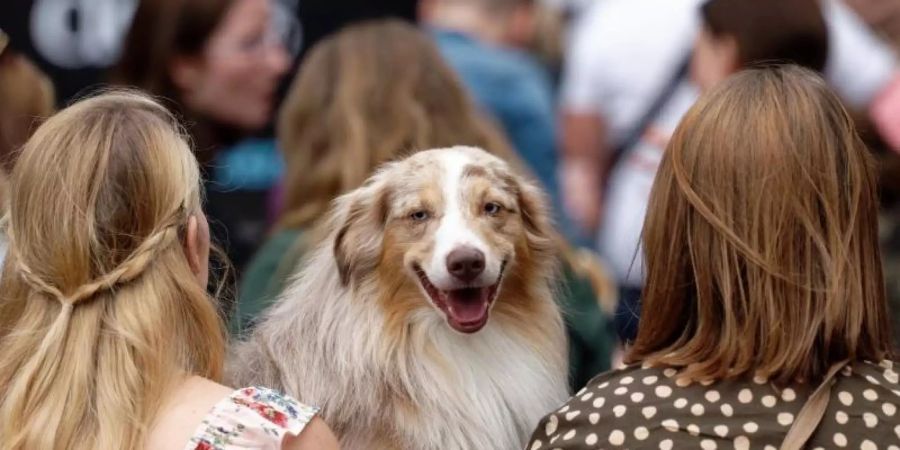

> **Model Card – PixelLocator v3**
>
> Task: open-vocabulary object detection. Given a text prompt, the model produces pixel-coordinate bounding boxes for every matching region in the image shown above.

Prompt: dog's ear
[332,181,391,286]
[516,178,555,257]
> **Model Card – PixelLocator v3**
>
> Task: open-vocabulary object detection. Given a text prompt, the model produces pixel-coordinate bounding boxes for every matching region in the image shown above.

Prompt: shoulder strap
[780,360,850,450]
[610,51,692,164]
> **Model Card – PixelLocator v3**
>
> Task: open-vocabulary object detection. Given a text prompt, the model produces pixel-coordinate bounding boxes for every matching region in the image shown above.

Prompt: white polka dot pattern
[777,412,793,426]
[738,389,753,404]
[834,432,848,447]
[836,410,849,424]
[864,412,878,428]
[656,385,673,398]
[721,403,734,417]
[782,388,796,402]
[690,403,704,416]
[839,391,854,406]
[686,424,700,436]
[608,429,624,446]
[864,389,879,401]
[526,361,900,450]
[634,426,649,440]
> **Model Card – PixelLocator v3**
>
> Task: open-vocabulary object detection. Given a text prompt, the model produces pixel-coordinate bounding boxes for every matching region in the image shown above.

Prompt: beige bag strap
[780,360,850,450]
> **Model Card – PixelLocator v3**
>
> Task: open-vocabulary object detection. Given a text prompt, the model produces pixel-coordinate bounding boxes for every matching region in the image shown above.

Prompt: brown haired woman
[0,91,337,450]
[528,65,898,449]
[234,19,612,389]
[113,0,291,272]
[0,30,56,267]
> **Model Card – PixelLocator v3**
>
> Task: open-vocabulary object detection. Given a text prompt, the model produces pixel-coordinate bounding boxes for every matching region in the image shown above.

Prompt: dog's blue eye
[484,202,502,216]
[410,210,430,221]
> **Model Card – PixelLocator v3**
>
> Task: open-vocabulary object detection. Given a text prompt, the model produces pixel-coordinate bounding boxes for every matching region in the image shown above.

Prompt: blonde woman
[529,66,898,449]
[0,91,338,450]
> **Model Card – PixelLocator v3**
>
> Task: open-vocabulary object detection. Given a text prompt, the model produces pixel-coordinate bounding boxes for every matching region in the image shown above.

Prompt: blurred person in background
[0,30,55,175]
[559,0,896,243]
[557,0,703,240]
[419,0,575,241]
[848,0,900,350]
[234,19,613,390]
[846,0,900,50]
[0,29,56,266]
[112,0,291,274]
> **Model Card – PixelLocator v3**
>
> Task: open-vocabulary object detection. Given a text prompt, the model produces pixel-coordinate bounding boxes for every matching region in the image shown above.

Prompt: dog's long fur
[229,147,569,450]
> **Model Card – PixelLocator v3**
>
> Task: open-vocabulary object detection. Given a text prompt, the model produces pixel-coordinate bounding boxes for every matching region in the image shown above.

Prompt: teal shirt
[232,229,306,336]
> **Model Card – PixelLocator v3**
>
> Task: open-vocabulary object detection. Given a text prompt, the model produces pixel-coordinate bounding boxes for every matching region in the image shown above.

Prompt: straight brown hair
[702,0,829,72]
[112,0,230,99]
[628,66,892,384]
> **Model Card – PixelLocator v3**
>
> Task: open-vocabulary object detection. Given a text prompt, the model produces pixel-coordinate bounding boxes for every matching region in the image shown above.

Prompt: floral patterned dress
[184,386,319,450]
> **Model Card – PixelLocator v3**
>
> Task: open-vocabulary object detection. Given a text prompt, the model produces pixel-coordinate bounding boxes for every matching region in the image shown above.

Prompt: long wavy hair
[0,91,225,449]
[629,66,892,384]
[276,19,515,231]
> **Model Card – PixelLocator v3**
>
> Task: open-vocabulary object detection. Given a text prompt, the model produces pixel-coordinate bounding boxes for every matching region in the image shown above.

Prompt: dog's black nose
[446,246,485,282]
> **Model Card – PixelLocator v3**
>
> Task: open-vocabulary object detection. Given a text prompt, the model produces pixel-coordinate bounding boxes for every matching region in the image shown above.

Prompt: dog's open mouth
[413,265,505,334]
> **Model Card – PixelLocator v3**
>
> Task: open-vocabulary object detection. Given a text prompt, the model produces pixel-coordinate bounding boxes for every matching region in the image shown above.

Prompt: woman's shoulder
[184,385,322,450]
[528,365,665,448]
[149,376,333,450]
[146,377,237,450]
[836,360,900,403]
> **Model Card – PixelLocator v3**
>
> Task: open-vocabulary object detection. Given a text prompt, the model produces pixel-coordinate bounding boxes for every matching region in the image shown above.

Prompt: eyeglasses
[268,0,303,58]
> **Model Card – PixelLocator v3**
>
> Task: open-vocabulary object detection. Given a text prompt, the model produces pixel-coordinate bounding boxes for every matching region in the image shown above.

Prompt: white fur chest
[384,320,568,450]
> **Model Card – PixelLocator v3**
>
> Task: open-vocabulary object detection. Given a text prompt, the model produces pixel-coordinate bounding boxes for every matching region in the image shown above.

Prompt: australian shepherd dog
[229,147,569,450]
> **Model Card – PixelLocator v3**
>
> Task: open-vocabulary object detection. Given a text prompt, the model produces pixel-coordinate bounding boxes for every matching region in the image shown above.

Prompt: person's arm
[284,417,341,450]
[557,4,612,236]
[559,110,607,234]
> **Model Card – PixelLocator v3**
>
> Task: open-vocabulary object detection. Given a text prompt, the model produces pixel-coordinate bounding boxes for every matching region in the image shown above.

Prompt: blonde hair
[629,66,892,384]
[277,19,514,231]
[0,91,225,449]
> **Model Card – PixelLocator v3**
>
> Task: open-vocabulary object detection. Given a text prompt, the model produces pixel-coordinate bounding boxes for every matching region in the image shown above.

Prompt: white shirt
[597,81,699,286]
[562,0,897,148]
[563,0,898,286]
[560,0,703,147]
[823,0,898,109]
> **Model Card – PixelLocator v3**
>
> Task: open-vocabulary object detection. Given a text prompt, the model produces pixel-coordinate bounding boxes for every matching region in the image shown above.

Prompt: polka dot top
[528,360,900,449]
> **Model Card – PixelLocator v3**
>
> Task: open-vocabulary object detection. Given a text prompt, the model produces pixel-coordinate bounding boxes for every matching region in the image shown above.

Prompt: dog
[229,147,569,450]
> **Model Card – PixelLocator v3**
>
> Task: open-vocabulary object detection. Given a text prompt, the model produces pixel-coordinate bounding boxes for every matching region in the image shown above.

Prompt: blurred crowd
[3,0,900,374]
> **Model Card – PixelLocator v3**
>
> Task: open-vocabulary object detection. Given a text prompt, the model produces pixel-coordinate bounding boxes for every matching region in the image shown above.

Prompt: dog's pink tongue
[445,288,490,332]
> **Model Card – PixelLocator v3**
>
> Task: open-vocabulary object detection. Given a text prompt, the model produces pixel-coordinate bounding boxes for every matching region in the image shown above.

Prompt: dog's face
[332,147,553,334]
